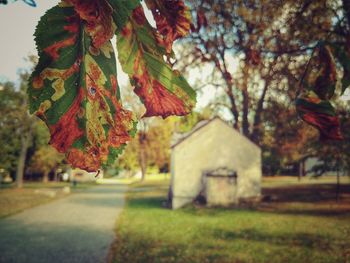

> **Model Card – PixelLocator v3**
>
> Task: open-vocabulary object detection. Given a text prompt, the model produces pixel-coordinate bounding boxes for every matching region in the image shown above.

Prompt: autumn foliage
[22,0,350,172]
[28,0,195,172]
[296,44,344,141]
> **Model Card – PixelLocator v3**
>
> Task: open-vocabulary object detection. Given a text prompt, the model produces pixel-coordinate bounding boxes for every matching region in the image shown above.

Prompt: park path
[0,185,127,263]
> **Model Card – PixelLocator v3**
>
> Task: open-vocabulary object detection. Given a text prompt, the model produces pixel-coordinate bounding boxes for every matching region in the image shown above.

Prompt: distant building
[69,168,103,182]
[169,117,262,209]
[305,157,347,176]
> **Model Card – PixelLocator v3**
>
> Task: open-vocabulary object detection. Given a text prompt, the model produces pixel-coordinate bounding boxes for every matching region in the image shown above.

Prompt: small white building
[169,117,262,209]
[69,168,103,182]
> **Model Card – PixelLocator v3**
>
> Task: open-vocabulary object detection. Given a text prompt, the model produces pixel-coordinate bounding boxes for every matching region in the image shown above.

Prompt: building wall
[70,168,102,182]
[305,157,345,176]
[171,119,262,209]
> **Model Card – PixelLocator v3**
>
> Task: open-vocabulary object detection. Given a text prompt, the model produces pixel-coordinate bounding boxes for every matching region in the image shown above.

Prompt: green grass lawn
[111,176,350,263]
[0,181,94,218]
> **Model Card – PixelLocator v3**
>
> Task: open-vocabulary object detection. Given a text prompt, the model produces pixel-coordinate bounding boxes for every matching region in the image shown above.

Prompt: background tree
[261,99,318,177]
[175,106,214,132]
[118,86,151,180]
[28,121,65,182]
[117,107,214,177]
[0,82,22,177]
[181,0,347,145]
[117,85,213,179]
[29,146,64,183]
[0,73,34,188]
[172,0,350,178]
[118,118,176,179]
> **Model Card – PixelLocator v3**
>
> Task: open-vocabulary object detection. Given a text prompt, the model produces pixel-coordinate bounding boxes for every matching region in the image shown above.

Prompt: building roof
[171,118,214,148]
[171,117,260,150]
[170,119,210,148]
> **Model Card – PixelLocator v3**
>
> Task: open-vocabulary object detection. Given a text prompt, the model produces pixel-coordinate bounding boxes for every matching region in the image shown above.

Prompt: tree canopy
[1,0,350,175]
[184,0,350,144]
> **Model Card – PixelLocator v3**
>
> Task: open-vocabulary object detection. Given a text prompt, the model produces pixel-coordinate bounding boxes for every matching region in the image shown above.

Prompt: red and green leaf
[313,44,337,100]
[106,0,140,32]
[296,44,343,141]
[64,0,116,49]
[29,2,136,172]
[28,0,195,171]
[145,0,191,54]
[296,91,343,141]
[117,5,196,118]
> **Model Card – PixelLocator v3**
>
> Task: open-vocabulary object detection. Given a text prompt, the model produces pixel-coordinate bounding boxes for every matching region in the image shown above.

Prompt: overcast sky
[0,0,56,83]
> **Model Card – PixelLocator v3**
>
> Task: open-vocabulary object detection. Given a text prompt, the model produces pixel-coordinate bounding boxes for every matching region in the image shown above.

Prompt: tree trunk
[54,169,59,182]
[140,153,147,182]
[16,134,30,189]
[42,171,49,183]
[251,81,269,144]
[241,66,250,137]
[226,87,239,130]
[242,89,250,137]
[138,132,147,182]
[336,156,340,202]
[336,168,340,202]
[298,160,305,182]
[342,0,350,29]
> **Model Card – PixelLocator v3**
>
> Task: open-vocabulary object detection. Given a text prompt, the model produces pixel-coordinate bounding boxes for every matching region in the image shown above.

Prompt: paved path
[0,185,127,263]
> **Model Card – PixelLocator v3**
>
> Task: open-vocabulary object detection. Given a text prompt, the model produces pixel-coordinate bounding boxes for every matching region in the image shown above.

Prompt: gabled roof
[171,118,214,148]
[170,119,210,147]
[171,117,260,150]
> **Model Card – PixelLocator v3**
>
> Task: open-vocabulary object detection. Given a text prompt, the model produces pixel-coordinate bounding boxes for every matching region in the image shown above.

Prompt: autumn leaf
[313,44,337,100]
[28,0,195,172]
[296,91,343,141]
[106,0,140,32]
[145,0,191,54]
[28,3,136,172]
[117,5,196,118]
[296,44,342,141]
[64,0,116,49]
